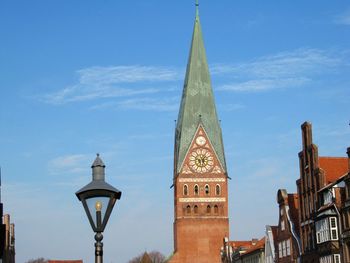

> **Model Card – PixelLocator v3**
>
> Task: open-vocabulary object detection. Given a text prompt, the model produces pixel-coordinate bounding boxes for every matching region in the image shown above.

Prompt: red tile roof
[242,237,265,255]
[319,157,348,184]
[229,240,255,250]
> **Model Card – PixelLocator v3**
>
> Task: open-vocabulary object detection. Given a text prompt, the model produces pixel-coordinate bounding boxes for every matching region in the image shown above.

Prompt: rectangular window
[316,217,338,243]
[281,219,285,231]
[278,242,282,258]
[330,217,338,240]
[282,240,286,257]
[334,254,341,263]
[286,239,291,256]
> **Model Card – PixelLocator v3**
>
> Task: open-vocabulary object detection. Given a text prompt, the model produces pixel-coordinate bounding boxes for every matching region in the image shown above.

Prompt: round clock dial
[195,136,206,146]
[189,148,214,173]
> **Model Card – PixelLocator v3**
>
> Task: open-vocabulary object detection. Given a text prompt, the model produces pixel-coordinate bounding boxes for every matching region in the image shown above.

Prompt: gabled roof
[174,6,226,174]
[319,157,348,184]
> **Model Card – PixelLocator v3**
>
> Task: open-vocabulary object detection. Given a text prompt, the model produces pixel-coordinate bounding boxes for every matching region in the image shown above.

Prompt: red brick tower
[169,2,230,263]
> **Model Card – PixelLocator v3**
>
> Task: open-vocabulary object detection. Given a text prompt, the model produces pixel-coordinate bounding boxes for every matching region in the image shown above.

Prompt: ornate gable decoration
[180,125,225,174]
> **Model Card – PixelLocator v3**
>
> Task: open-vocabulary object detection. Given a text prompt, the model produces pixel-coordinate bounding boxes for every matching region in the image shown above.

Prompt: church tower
[169,3,230,263]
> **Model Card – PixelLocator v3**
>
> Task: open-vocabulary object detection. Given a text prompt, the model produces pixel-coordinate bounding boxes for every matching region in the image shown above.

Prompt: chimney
[251,238,258,245]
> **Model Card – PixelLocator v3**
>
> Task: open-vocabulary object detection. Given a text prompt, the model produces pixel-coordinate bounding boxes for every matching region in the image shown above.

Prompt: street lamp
[76,154,121,263]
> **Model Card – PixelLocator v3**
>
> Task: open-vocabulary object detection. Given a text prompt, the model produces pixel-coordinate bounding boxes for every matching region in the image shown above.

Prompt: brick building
[276,189,301,262]
[340,147,350,262]
[168,3,229,263]
[297,122,348,263]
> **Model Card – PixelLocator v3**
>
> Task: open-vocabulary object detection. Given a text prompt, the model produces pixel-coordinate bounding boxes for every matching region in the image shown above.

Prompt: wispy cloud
[48,154,90,175]
[334,10,350,25]
[213,48,344,92]
[219,78,309,92]
[40,65,181,105]
[91,97,179,112]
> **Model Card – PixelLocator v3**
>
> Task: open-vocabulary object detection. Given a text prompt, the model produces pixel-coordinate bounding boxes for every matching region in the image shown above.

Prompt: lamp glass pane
[86,196,109,227]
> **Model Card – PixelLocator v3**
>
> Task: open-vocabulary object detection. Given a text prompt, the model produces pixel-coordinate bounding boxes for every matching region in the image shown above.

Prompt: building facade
[340,147,350,262]
[297,122,348,263]
[276,189,301,263]
[168,3,229,263]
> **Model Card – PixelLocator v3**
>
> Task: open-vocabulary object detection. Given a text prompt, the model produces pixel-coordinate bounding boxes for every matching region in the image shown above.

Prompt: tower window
[205,184,210,195]
[207,205,211,214]
[183,184,188,196]
[216,184,221,195]
[186,205,191,214]
[194,185,199,195]
[214,205,219,214]
[194,205,198,214]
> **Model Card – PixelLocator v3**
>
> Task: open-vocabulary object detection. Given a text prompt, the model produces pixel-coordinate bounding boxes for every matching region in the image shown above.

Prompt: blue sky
[1,0,350,262]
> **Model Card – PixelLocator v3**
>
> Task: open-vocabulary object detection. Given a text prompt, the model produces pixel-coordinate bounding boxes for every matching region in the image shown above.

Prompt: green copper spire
[174,4,227,174]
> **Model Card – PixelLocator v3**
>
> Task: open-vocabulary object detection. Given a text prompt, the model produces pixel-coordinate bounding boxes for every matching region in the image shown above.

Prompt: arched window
[194,205,198,214]
[216,184,221,195]
[183,184,188,196]
[194,185,199,195]
[207,205,211,214]
[205,184,210,195]
[214,205,219,214]
[186,205,191,214]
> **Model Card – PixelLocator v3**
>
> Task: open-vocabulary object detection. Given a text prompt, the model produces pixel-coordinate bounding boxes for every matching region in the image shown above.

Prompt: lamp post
[76,154,121,263]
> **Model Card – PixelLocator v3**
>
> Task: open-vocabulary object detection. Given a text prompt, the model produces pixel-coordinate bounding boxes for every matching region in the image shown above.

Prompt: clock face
[195,136,206,146]
[189,148,214,173]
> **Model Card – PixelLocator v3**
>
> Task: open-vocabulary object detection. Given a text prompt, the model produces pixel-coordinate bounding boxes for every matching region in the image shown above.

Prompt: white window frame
[334,254,341,263]
[316,217,338,244]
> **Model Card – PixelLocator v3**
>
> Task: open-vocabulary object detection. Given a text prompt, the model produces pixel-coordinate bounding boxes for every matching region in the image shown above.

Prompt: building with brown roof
[297,122,348,263]
[276,189,301,263]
